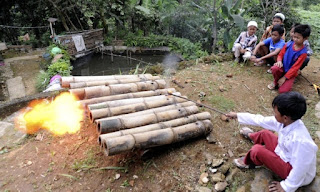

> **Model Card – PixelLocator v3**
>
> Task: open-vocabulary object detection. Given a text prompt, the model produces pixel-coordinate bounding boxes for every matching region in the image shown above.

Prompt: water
[71,52,180,76]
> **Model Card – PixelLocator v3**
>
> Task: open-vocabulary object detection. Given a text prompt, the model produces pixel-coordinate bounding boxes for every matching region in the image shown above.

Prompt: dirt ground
[0,55,319,192]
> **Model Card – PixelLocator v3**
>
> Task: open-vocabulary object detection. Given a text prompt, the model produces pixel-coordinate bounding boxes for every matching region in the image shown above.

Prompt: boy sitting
[250,24,285,66]
[288,23,313,72]
[268,24,311,93]
[232,21,258,62]
[260,13,286,42]
[226,91,318,192]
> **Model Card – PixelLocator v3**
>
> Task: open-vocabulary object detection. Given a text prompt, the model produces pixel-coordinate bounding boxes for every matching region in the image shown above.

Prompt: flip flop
[253,60,264,67]
[267,69,272,74]
[240,127,254,142]
[267,82,276,90]
[234,157,261,169]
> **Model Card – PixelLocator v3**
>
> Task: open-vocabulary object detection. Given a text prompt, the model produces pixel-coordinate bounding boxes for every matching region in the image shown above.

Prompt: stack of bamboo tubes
[61,74,213,156]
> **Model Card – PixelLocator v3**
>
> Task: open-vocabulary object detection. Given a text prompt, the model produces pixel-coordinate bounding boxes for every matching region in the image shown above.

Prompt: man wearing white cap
[232,21,258,62]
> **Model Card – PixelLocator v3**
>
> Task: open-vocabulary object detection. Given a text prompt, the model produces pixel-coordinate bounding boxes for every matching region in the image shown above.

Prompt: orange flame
[15,92,84,135]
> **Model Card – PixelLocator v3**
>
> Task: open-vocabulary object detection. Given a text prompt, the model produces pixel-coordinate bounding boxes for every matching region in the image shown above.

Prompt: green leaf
[225,0,233,10]
[231,14,244,29]
[135,5,151,15]
[221,5,230,18]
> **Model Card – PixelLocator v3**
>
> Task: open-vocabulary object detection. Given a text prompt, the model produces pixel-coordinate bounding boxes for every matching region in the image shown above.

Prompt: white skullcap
[247,21,258,28]
[274,13,285,21]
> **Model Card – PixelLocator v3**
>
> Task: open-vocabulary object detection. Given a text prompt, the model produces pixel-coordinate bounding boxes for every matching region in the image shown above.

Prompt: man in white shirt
[226,91,318,192]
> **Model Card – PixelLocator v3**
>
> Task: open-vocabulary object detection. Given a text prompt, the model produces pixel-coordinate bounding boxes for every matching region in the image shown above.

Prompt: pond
[71,52,181,76]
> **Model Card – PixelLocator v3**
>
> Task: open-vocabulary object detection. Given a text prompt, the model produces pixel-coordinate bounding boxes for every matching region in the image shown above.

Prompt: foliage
[35,71,50,92]
[47,59,72,77]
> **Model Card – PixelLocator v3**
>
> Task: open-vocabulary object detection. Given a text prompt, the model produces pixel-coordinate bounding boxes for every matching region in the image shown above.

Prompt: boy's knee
[234,43,241,49]
[250,144,265,156]
[271,65,281,73]
[278,86,291,94]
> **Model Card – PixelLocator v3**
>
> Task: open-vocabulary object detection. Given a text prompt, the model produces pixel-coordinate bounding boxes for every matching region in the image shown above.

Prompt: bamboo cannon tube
[61,74,157,88]
[95,101,195,124]
[69,79,166,99]
[98,105,199,134]
[89,96,186,122]
[87,93,181,111]
[79,88,176,106]
[98,112,211,145]
[102,120,213,156]
[69,76,161,89]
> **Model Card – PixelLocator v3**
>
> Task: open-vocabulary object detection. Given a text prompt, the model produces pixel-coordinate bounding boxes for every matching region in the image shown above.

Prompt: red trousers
[271,65,295,93]
[244,130,292,179]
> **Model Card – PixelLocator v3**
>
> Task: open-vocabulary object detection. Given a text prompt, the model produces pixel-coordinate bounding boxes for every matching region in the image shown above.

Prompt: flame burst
[15,92,84,135]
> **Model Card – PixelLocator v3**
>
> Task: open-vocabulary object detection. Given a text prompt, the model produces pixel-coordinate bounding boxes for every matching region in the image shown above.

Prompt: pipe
[79,88,176,106]
[103,120,213,156]
[97,105,199,134]
[98,112,211,145]
[69,79,166,99]
[89,96,186,122]
[87,93,181,111]
[61,74,156,88]
[95,101,195,124]
[69,76,161,89]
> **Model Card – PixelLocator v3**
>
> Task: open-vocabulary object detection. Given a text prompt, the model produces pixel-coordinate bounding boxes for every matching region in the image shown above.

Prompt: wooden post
[111,51,114,62]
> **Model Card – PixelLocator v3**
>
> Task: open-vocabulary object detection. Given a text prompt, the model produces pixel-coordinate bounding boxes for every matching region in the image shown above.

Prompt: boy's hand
[250,55,256,62]
[225,112,237,119]
[269,181,284,192]
[274,61,283,68]
[278,76,286,86]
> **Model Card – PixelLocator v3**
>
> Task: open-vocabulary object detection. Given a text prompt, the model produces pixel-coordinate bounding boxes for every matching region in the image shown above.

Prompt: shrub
[36,71,50,92]
[47,59,72,77]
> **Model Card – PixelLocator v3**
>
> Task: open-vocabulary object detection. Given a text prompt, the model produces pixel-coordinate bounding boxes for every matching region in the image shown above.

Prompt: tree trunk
[69,0,84,30]
[212,0,217,53]
[64,12,78,31]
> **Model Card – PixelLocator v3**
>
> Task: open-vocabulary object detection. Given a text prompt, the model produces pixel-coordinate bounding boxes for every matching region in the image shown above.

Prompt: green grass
[71,149,97,171]
[208,95,235,111]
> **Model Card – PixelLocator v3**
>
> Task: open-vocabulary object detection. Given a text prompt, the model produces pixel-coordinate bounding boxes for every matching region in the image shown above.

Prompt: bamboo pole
[95,101,195,124]
[98,112,211,145]
[79,88,176,106]
[97,105,199,134]
[90,96,186,122]
[69,76,161,89]
[61,74,157,88]
[69,79,166,99]
[103,120,213,156]
[87,93,181,111]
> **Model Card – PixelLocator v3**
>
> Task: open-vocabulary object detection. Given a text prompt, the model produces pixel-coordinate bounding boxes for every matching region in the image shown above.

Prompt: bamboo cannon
[98,112,211,145]
[69,76,161,89]
[89,96,186,122]
[97,105,199,134]
[69,79,166,99]
[102,120,213,156]
[61,74,157,88]
[87,93,181,111]
[79,88,176,106]
[95,101,195,124]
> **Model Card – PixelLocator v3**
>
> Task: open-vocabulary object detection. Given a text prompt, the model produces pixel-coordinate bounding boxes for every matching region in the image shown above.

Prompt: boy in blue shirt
[250,25,285,67]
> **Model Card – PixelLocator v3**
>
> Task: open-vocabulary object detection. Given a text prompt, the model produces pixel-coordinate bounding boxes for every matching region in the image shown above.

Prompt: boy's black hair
[294,24,311,38]
[272,24,284,36]
[272,91,306,121]
[291,23,300,28]
[273,15,284,22]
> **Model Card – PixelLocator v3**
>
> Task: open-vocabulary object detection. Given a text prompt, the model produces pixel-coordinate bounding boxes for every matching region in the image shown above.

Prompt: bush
[36,71,50,92]
[47,59,72,77]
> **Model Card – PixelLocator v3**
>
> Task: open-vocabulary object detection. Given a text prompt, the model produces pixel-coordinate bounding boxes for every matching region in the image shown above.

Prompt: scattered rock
[220,114,229,122]
[209,168,217,173]
[211,159,224,167]
[211,172,225,182]
[27,161,33,166]
[35,133,44,141]
[115,173,121,180]
[227,149,234,157]
[185,79,192,84]
[133,175,138,179]
[306,99,312,105]
[199,92,206,98]
[226,74,233,78]
[206,132,217,144]
[315,101,320,119]
[236,186,246,192]
[204,152,214,165]
[250,169,273,192]
[195,186,212,192]
[129,180,134,187]
[219,164,230,175]
[313,70,318,73]
[219,85,225,92]
[226,169,239,182]
[200,164,207,173]
[199,172,209,184]
[215,181,228,192]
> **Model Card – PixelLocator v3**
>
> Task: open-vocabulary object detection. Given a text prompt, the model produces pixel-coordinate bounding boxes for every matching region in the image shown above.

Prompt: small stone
[220,114,229,122]
[211,159,224,167]
[27,161,33,166]
[219,85,225,92]
[199,92,206,98]
[115,174,121,180]
[129,180,134,187]
[200,164,207,173]
[133,175,138,179]
[206,132,217,144]
[211,172,225,182]
[226,169,239,182]
[228,149,234,157]
[226,74,233,78]
[35,133,44,141]
[306,99,312,105]
[313,70,318,73]
[199,172,209,184]
[215,181,228,192]
[197,100,202,104]
[219,164,230,175]
[209,168,217,173]
[236,186,246,192]
[195,186,212,192]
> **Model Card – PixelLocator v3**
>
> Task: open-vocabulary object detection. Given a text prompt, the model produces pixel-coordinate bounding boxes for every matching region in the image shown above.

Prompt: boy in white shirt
[226,91,318,192]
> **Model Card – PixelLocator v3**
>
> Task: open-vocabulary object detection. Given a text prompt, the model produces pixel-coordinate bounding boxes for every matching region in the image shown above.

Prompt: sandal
[267,69,272,74]
[240,127,254,142]
[234,157,261,169]
[253,60,264,67]
[267,82,276,90]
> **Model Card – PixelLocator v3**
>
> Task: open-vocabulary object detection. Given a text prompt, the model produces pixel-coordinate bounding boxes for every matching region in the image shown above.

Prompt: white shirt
[237,113,318,192]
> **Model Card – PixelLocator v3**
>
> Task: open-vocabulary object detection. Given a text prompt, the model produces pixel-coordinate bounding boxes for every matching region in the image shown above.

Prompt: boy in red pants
[267,24,311,93]
[226,92,317,192]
